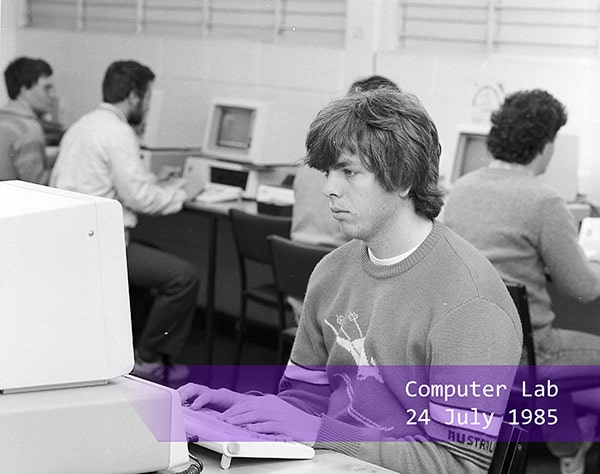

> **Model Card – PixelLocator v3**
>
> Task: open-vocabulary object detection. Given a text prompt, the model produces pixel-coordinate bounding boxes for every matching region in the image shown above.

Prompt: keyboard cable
[168,454,203,474]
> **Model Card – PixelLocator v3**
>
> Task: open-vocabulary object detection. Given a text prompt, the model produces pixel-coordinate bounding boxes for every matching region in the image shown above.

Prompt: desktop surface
[184,196,257,216]
[179,444,396,473]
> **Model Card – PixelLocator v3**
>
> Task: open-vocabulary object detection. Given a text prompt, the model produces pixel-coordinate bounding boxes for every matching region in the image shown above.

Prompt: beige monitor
[0,181,133,392]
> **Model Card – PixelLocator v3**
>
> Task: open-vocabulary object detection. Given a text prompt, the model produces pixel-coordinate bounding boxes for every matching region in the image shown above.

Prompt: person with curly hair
[444,89,600,474]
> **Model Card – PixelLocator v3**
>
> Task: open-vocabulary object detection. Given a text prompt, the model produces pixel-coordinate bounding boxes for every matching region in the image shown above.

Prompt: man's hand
[219,393,320,444]
[177,384,321,444]
[177,383,244,411]
[157,165,182,182]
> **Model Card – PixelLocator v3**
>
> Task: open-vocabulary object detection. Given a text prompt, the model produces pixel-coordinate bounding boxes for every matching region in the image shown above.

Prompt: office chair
[267,235,332,364]
[488,421,528,474]
[506,280,600,391]
[228,209,292,365]
[504,282,536,393]
[504,281,600,472]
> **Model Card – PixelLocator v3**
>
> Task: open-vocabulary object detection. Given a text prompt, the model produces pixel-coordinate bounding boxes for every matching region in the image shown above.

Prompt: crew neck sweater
[279,220,522,473]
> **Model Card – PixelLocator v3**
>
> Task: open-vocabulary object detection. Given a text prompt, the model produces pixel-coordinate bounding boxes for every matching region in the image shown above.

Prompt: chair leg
[234,296,247,365]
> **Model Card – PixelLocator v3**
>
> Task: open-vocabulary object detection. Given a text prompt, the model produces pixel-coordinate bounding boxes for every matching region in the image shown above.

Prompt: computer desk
[548,280,600,337]
[183,444,395,473]
[183,198,258,363]
[547,202,600,336]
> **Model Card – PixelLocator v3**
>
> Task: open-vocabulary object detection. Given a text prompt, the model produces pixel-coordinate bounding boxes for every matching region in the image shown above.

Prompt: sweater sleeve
[539,196,600,302]
[13,135,50,185]
[307,298,521,474]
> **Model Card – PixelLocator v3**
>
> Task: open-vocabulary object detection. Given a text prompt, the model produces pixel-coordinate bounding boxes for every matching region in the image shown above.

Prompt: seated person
[443,89,600,473]
[179,89,522,473]
[0,56,59,184]
[51,60,202,384]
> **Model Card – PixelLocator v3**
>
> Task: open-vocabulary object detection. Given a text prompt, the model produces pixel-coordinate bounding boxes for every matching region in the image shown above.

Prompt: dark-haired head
[102,60,155,104]
[305,89,444,220]
[347,75,400,95]
[487,89,567,165]
[4,57,52,100]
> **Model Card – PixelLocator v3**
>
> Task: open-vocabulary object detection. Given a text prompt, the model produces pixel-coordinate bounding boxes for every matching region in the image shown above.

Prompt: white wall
[0,0,22,103]
[12,29,350,166]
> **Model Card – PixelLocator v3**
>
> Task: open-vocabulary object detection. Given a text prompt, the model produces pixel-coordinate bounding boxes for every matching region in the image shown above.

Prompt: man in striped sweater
[179,89,522,473]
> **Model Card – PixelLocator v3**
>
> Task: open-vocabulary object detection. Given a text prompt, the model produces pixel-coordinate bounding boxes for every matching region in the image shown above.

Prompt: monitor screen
[216,106,254,150]
[451,132,493,182]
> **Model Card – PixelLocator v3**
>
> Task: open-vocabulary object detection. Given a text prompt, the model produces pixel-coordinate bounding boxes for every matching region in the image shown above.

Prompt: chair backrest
[229,209,292,265]
[488,421,528,474]
[503,281,536,369]
[268,235,331,300]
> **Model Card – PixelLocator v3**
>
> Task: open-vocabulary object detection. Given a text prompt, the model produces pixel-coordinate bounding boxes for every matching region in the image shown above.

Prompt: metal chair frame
[228,209,292,364]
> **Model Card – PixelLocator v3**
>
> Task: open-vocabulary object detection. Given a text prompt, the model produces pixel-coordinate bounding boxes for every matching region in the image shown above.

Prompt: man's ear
[399,187,411,198]
[127,90,141,106]
[19,84,30,98]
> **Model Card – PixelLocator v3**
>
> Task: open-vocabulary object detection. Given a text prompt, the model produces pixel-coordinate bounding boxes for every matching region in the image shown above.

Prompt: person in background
[179,89,522,473]
[443,89,600,474]
[0,56,58,183]
[51,60,203,384]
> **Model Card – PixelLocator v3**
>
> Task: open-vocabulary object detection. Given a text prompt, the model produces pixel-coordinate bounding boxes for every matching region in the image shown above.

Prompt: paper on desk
[579,217,600,261]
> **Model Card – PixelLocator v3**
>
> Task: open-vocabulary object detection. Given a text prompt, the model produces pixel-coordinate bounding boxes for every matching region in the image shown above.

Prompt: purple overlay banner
[143,365,600,444]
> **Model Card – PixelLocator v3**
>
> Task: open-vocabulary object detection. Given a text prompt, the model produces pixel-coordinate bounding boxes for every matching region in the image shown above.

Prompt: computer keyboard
[194,184,242,204]
[181,406,315,469]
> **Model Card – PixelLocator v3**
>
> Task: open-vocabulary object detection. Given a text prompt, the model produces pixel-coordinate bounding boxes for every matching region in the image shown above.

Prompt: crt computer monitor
[202,97,270,165]
[0,181,190,474]
[0,181,134,392]
[451,124,580,202]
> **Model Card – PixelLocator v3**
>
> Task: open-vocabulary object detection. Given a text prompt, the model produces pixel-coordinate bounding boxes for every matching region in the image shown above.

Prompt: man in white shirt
[51,60,201,383]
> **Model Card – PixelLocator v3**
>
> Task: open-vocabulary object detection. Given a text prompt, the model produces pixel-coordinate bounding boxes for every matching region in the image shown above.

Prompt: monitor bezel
[202,97,268,164]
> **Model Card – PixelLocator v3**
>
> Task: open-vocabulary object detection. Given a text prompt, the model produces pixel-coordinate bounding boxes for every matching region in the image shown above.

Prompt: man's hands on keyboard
[177,383,321,445]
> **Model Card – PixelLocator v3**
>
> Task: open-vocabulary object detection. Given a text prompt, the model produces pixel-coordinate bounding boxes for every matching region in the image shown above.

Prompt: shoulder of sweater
[311,240,362,276]
[0,108,43,132]
[533,181,563,202]
[455,167,562,202]
[437,226,506,290]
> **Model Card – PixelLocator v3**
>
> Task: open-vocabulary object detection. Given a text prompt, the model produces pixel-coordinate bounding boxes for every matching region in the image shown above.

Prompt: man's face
[22,75,56,115]
[127,84,152,127]
[322,152,401,244]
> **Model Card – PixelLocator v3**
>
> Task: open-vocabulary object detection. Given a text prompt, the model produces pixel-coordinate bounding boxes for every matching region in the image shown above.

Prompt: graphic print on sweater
[324,312,393,432]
